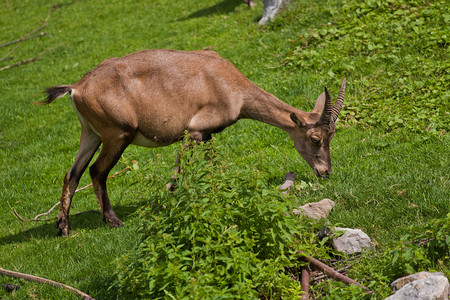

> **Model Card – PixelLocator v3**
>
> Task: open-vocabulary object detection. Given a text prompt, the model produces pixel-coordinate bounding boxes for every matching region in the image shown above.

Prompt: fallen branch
[0,267,94,299]
[0,44,20,62]
[13,201,59,222]
[298,252,371,292]
[320,255,361,264]
[0,32,46,49]
[0,57,38,71]
[12,166,131,222]
[312,265,352,282]
[0,23,47,48]
[75,166,130,193]
[300,265,310,300]
[0,20,50,71]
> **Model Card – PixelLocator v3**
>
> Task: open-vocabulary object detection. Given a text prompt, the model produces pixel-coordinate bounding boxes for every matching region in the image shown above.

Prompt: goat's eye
[311,137,321,144]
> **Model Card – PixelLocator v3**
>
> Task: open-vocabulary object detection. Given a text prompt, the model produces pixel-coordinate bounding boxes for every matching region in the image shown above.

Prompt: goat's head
[289,78,346,177]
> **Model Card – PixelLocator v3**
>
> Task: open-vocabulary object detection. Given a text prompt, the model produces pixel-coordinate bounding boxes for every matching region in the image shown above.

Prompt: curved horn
[319,86,332,127]
[331,77,346,123]
[312,92,326,114]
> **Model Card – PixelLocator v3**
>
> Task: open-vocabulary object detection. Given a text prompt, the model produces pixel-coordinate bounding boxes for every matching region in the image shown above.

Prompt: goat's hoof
[55,218,71,236]
[108,219,124,228]
[103,209,123,228]
[57,227,71,237]
[105,215,123,228]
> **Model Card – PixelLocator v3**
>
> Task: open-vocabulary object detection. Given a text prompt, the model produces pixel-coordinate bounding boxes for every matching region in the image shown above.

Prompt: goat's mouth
[314,168,330,178]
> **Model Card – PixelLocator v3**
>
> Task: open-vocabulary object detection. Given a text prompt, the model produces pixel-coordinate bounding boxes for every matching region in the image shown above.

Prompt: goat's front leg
[89,134,131,228]
[56,128,101,236]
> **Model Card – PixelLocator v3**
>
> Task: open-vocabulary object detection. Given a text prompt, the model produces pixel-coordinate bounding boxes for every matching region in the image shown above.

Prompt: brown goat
[42,49,346,236]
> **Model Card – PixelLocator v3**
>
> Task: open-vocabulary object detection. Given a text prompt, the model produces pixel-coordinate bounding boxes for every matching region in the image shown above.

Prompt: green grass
[0,0,448,298]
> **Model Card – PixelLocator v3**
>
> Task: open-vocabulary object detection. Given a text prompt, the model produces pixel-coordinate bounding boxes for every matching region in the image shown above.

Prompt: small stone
[332,227,373,254]
[385,274,449,300]
[390,271,445,292]
[2,283,20,292]
[279,172,296,194]
[293,198,335,219]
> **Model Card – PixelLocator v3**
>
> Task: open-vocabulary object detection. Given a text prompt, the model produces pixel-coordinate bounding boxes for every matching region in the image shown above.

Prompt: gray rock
[259,0,286,25]
[385,274,449,300]
[279,172,296,194]
[293,198,335,219]
[390,272,446,292]
[332,227,373,254]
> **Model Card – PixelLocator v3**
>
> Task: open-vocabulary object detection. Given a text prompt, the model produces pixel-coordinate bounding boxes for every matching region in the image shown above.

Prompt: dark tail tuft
[34,85,72,106]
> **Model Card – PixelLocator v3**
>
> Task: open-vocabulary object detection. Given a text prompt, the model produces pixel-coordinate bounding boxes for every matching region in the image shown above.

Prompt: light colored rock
[279,172,296,194]
[332,227,373,254]
[385,274,449,300]
[293,198,335,219]
[259,0,286,25]
[390,272,446,292]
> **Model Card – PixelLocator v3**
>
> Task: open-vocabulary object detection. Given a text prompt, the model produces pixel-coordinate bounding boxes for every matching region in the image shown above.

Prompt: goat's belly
[132,132,165,148]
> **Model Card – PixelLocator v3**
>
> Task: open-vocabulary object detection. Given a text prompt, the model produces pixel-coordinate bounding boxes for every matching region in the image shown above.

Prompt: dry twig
[0,21,49,71]
[0,57,39,71]
[300,266,311,300]
[12,166,131,222]
[13,208,100,223]
[75,166,130,193]
[0,45,58,72]
[0,32,46,49]
[320,256,361,264]
[0,44,20,62]
[298,251,371,292]
[0,267,94,299]
[312,265,352,282]
[0,23,47,48]
[13,201,59,222]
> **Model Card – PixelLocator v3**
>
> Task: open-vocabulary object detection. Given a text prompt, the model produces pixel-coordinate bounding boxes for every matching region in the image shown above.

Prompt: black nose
[325,170,330,176]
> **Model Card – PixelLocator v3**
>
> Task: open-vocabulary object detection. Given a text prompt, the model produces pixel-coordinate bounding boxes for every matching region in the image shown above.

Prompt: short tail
[34,85,72,106]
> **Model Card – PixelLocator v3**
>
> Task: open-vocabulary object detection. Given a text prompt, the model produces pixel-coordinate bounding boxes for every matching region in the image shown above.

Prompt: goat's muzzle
[314,168,330,178]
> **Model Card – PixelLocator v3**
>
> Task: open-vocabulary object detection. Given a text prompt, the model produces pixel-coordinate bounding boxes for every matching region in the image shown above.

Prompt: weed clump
[285,0,449,135]
[383,212,450,279]
[113,140,328,299]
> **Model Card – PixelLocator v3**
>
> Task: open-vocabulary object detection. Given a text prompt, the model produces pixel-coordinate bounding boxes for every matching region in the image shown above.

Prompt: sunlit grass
[0,0,448,298]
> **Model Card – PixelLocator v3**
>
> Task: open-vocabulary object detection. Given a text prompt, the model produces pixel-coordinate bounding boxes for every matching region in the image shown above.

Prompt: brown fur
[42,49,346,236]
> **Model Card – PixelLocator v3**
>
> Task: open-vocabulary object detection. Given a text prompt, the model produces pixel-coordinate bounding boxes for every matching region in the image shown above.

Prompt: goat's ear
[290,113,306,127]
[312,91,326,114]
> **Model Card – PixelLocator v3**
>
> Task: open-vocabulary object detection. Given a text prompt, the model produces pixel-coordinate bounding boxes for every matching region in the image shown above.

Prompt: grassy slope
[0,0,448,298]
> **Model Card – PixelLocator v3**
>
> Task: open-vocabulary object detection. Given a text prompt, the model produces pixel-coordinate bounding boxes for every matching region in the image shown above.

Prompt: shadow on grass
[0,198,150,246]
[179,0,244,21]
[86,273,123,300]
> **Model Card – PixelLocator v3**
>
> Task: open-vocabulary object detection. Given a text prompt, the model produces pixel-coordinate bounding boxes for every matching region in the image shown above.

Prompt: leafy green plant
[383,212,450,279]
[284,0,449,135]
[113,139,329,299]
[309,214,450,299]
[1,0,448,298]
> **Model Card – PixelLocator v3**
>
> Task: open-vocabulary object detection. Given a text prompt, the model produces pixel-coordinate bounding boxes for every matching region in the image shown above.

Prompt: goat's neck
[240,89,303,131]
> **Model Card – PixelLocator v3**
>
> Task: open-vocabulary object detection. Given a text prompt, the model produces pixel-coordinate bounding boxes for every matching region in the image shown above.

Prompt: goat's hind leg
[89,133,131,228]
[56,127,101,236]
